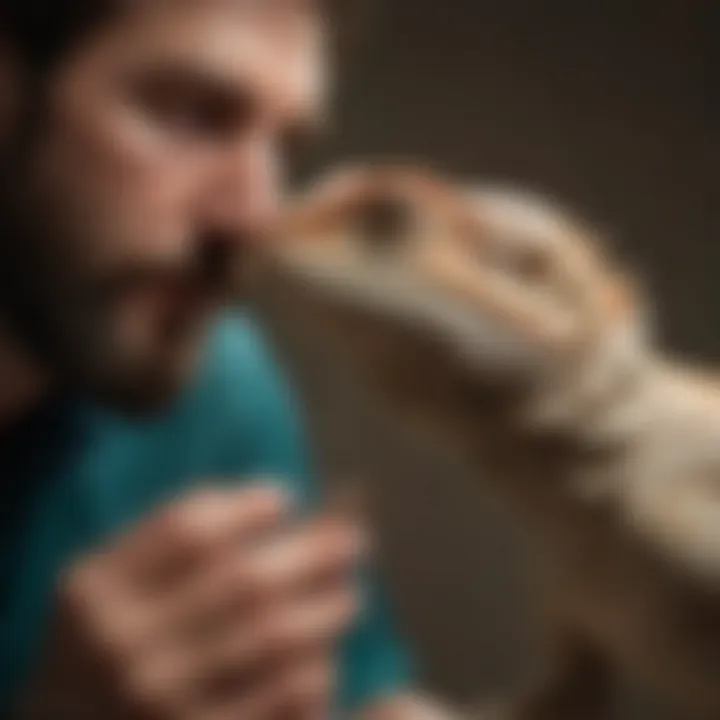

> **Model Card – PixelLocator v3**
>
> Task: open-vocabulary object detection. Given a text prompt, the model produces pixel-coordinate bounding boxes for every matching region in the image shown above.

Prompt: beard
[0,144,248,418]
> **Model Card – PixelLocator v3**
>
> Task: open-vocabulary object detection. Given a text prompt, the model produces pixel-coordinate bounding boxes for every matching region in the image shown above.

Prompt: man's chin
[82,330,210,419]
[88,362,196,418]
[103,388,183,419]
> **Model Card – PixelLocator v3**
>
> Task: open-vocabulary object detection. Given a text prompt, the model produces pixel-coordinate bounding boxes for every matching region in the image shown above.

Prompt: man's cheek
[100,104,221,219]
[107,157,219,264]
[50,108,205,261]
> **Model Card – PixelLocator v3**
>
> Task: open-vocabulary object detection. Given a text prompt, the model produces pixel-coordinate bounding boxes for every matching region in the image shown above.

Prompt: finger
[160,513,365,643]
[260,583,360,660]
[272,652,336,720]
[159,584,357,701]
[241,514,366,603]
[198,685,281,720]
[113,483,292,589]
[199,652,336,720]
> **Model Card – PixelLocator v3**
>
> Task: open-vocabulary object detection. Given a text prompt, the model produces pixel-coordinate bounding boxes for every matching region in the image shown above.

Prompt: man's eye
[132,75,246,141]
[149,92,234,138]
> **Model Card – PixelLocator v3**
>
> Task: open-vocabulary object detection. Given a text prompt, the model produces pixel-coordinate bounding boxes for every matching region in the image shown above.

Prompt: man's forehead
[132,0,324,43]
[86,0,328,117]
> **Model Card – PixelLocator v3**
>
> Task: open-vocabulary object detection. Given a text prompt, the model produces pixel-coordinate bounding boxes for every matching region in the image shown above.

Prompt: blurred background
[256,1,716,717]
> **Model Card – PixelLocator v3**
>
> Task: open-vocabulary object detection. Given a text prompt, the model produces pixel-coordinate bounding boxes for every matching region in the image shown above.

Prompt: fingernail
[242,479,297,510]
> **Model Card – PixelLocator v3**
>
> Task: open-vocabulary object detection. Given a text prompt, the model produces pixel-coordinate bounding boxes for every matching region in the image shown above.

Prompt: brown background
[256,1,717,717]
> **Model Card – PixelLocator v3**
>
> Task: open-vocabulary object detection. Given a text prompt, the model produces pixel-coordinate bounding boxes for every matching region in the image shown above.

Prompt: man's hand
[20,484,364,720]
[361,693,479,720]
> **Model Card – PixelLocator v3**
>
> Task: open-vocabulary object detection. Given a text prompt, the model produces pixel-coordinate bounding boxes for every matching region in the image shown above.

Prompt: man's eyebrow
[127,58,257,97]
[127,57,325,121]
[123,58,264,123]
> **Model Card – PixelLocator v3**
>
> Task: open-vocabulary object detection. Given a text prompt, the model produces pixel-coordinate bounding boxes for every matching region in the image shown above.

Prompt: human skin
[0,2,463,718]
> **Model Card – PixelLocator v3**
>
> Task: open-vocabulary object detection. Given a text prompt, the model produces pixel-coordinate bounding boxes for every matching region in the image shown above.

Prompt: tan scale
[258,164,720,720]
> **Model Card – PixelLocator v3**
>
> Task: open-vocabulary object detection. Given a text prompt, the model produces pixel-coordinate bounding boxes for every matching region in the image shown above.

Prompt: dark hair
[0,1,361,79]
[0,1,119,74]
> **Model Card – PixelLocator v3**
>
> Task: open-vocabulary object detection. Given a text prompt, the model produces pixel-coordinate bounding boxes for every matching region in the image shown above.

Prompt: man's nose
[197,139,281,246]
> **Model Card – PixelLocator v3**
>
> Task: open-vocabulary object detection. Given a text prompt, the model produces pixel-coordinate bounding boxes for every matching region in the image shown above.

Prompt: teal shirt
[0,311,412,715]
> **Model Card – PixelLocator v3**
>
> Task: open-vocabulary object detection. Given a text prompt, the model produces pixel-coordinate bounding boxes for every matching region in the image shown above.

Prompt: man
[0,1,463,718]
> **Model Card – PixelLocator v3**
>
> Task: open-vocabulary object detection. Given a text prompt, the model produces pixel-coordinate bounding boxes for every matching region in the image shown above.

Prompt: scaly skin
[259,165,720,719]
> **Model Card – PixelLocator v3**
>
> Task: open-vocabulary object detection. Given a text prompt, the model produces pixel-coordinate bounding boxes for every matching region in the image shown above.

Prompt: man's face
[0,0,326,414]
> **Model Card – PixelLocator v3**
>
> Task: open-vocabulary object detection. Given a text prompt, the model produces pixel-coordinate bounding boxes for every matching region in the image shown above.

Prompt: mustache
[95,231,254,302]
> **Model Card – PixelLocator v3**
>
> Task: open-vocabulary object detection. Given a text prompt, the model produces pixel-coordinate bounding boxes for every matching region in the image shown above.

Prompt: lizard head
[261,165,648,444]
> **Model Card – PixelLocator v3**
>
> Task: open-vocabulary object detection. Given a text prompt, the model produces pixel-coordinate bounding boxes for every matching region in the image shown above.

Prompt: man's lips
[112,279,217,347]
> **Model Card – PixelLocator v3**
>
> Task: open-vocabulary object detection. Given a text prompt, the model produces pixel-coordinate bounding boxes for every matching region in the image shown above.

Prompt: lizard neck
[460,322,660,495]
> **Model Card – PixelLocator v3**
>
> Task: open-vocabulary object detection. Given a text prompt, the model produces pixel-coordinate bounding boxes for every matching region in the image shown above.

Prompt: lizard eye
[356,196,412,253]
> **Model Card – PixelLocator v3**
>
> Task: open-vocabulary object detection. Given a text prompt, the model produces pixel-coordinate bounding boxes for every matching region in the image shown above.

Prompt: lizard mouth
[263,233,563,386]
[266,175,569,370]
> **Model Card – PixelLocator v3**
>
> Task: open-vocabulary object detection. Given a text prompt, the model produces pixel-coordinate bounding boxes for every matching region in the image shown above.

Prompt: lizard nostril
[356,195,411,252]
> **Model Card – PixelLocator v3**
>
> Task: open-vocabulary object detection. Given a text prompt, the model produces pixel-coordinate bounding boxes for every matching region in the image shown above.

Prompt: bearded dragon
[258,165,720,719]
